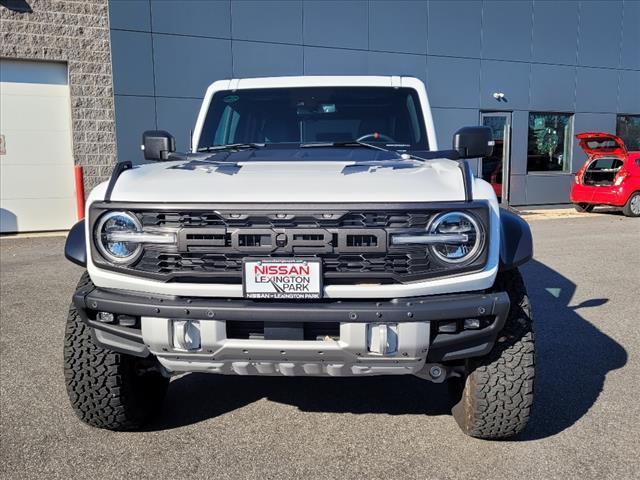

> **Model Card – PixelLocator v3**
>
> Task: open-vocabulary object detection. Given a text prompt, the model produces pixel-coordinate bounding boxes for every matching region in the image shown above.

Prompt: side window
[228,109,240,143]
[406,94,421,143]
[213,106,231,145]
[213,106,241,145]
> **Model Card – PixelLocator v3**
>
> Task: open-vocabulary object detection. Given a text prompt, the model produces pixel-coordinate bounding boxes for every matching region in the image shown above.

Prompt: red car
[571,132,640,217]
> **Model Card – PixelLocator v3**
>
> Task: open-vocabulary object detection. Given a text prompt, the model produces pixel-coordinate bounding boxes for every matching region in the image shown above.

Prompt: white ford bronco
[64,76,534,439]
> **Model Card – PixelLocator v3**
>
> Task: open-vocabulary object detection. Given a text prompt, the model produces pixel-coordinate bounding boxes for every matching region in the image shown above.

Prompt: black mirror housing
[142,130,176,161]
[452,126,494,159]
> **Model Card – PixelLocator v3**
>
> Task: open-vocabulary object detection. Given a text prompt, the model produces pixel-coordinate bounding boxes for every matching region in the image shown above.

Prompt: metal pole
[74,165,85,220]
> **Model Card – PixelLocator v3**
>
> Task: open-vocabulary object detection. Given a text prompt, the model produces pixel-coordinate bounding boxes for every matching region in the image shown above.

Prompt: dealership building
[1,0,638,232]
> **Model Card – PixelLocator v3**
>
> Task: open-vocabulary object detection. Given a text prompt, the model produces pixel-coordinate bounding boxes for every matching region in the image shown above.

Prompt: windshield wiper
[300,141,399,155]
[197,143,264,152]
[299,141,466,163]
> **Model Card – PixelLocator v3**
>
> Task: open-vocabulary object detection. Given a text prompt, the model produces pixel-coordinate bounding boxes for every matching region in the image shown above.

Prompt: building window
[527,112,573,173]
[616,115,640,151]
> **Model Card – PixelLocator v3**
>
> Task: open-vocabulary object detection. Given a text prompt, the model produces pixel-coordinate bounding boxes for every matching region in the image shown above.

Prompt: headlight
[95,211,143,264]
[427,211,483,264]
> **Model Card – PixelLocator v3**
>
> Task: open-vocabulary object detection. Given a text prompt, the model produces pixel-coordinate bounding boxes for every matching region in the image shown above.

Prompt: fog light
[117,315,137,327]
[463,318,481,330]
[367,323,398,355]
[173,320,201,351]
[96,312,115,323]
[438,321,458,333]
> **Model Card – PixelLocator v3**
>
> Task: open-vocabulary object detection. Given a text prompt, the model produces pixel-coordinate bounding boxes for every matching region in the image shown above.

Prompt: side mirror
[142,130,175,161]
[452,126,494,159]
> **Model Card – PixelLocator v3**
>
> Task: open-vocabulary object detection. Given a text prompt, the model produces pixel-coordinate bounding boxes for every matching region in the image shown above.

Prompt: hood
[576,132,627,157]
[105,148,467,203]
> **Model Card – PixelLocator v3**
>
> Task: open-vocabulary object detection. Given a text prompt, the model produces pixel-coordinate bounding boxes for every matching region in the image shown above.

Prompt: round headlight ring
[428,211,484,265]
[95,211,143,265]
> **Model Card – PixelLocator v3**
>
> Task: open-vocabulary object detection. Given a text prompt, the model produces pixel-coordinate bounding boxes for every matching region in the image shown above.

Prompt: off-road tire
[622,192,640,217]
[64,273,169,430]
[451,268,534,439]
[574,203,594,213]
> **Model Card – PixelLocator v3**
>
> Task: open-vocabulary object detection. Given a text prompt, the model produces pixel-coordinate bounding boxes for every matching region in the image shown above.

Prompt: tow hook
[366,323,399,355]
[414,363,454,383]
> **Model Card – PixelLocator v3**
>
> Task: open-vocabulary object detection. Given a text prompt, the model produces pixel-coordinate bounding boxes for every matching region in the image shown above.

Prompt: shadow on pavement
[591,207,624,216]
[517,259,627,440]
[148,259,627,440]
[151,375,451,431]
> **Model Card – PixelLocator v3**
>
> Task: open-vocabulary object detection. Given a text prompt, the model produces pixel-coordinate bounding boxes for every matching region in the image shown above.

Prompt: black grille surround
[89,202,490,285]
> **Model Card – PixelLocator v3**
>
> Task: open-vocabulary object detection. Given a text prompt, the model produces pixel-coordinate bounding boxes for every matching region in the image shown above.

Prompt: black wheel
[64,273,168,430]
[450,268,534,439]
[622,192,640,217]
[574,203,594,213]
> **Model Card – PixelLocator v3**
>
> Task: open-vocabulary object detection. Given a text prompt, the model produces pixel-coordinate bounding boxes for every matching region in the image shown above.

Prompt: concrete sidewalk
[514,205,622,220]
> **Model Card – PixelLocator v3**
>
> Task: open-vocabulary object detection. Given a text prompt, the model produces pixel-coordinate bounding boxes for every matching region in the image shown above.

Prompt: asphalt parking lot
[1,212,639,480]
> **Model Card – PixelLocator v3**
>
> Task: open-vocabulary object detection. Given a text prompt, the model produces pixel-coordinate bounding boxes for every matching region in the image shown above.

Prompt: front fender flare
[65,220,86,267]
[498,208,533,271]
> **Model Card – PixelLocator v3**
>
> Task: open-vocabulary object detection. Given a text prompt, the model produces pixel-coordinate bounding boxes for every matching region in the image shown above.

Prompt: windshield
[197,86,428,151]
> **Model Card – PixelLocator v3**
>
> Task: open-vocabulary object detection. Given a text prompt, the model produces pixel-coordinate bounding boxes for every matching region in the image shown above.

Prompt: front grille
[347,234,379,248]
[137,247,433,282]
[140,210,430,229]
[91,203,489,284]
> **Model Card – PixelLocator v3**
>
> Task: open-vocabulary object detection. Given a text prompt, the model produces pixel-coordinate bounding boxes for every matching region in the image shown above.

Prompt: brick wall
[1,0,116,192]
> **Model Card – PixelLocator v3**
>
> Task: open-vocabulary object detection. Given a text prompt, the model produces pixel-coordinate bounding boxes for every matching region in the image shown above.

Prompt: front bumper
[73,286,510,377]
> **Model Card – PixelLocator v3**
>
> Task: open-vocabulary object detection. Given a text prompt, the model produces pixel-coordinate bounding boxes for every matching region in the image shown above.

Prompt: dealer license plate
[243,259,322,299]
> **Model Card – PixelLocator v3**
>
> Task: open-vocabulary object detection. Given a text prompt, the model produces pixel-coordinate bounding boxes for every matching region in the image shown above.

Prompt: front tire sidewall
[64,273,168,430]
[451,268,535,440]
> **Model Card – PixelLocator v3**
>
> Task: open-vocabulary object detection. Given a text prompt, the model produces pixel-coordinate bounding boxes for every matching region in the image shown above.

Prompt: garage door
[0,59,76,233]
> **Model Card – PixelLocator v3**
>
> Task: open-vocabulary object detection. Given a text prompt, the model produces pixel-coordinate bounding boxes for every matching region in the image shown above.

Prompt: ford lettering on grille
[177,228,387,254]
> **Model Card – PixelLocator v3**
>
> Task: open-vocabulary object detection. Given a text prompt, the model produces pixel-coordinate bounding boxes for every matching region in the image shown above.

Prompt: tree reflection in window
[527,113,573,173]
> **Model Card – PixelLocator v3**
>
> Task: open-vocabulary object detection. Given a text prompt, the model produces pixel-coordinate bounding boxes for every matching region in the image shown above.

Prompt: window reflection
[481,115,508,201]
[616,115,640,151]
[527,112,573,173]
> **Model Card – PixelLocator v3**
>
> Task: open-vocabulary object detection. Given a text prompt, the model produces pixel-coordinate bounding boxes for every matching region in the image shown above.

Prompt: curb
[516,207,620,220]
[0,231,68,240]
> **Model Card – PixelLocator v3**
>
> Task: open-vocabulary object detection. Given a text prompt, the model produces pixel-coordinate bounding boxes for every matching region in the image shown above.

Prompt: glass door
[480,112,512,204]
